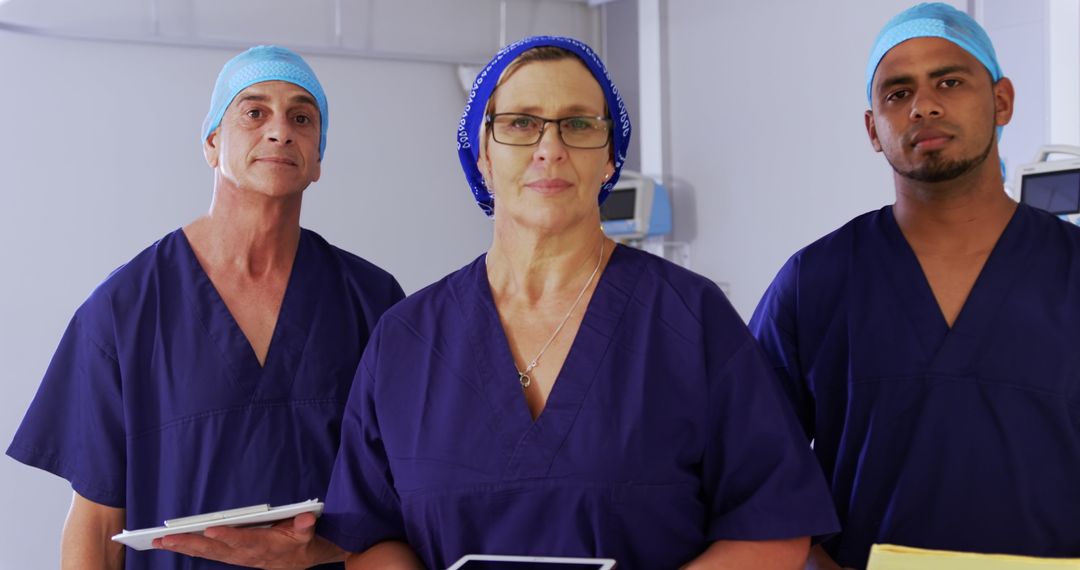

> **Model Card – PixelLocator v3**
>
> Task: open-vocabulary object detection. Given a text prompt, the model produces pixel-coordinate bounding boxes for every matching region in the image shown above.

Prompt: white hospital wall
[0,1,595,566]
[983,0,1050,178]
[981,0,1080,182]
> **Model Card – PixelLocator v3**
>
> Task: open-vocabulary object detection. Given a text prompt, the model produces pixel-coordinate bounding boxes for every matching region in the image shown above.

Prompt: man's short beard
[891,130,996,183]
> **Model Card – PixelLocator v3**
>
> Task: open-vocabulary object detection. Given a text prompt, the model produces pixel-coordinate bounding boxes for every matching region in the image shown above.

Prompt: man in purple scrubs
[750,4,1080,569]
[7,46,403,569]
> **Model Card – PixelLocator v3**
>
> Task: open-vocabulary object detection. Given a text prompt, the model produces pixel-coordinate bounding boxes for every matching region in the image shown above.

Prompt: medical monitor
[1014,145,1080,217]
[601,188,637,222]
[1020,168,1080,216]
[601,171,654,239]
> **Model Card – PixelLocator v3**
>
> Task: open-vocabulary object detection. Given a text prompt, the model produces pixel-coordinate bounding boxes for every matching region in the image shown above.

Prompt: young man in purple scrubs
[7,46,403,569]
[750,4,1080,569]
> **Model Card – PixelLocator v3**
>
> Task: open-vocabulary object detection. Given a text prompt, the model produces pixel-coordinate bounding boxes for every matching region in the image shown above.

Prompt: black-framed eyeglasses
[485,113,612,149]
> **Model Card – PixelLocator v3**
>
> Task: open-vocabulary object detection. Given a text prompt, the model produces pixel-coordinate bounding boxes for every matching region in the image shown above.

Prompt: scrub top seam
[393,476,694,498]
[74,311,119,363]
[255,228,314,377]
[848,373,1076,402]
[176,227,267,380]
[379,312,476,384]
[717,336,757,375]
[775,255,801,341]
[180,282,242,378]
[880,206,951,357]
[124,397,347,439]
[642,258,707,329]
[7,444,126,507]
[174,229,248,383]
[538,247,640,476]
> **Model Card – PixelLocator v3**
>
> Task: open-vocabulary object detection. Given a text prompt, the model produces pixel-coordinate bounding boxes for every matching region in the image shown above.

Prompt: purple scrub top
[321,244,838,568]
[8,228,404,570]
[750,204,1080,568]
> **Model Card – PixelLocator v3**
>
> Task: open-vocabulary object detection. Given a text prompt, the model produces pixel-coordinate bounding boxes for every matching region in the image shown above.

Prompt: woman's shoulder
[608,244,740,330]
[612,244,725,303]
[380,254,487,324]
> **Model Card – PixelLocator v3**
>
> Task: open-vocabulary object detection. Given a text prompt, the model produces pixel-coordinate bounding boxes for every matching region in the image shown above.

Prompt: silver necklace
[517,240,605,390]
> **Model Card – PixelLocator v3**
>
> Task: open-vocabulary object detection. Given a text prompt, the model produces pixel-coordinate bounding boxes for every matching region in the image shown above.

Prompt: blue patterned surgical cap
[866,3,1002,104]
[457,35,633,217]
[202,45,329,160]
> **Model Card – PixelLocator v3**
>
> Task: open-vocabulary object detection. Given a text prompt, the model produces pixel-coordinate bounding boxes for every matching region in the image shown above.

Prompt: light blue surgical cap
[866,3,1002,104]
[202,45,328,160]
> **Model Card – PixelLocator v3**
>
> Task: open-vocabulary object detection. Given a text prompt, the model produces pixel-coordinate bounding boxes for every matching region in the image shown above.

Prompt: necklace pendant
[518,372,531,389]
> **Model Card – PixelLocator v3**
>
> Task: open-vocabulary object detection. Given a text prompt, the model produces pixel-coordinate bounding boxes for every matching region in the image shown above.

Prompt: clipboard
[867,544,1080,569]
[111,499,323,551]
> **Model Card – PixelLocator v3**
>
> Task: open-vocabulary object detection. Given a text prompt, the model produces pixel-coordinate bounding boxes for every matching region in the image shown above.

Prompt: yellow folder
[867,544,1080,569]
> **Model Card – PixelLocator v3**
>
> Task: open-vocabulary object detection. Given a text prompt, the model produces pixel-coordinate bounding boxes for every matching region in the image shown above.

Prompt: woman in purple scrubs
[319,36,838,569]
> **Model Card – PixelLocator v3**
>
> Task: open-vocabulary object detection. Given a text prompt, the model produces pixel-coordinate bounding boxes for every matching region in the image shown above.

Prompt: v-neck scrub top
[320,245,839,569]
[8,228,404,570]
[750,204,1080,568]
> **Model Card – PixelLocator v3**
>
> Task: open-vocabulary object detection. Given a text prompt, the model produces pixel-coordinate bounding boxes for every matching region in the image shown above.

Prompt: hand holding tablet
[111,499,324,551]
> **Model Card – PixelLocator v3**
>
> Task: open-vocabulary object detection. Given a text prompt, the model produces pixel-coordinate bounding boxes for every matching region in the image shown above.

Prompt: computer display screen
[600,188,636,221]
[1021,169,1080,215]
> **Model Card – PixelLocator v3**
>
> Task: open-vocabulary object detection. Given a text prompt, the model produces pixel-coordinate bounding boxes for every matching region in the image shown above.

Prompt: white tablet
[447,555,617,569]
[111,499,323,551]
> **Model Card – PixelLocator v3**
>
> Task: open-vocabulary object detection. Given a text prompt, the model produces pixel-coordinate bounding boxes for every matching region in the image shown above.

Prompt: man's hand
[680,536,809,570]
[805,544,856,570]
[153,512,346,570]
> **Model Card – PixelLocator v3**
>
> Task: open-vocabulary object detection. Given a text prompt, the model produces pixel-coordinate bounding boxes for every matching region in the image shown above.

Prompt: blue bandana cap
[456,35,632,216]
[202,45,329,160]
[866,3,1002,104]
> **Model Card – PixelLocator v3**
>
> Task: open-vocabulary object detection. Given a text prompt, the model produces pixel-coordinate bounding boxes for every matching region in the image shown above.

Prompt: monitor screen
[600,189,636,221]
[1021,169,1080,215]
